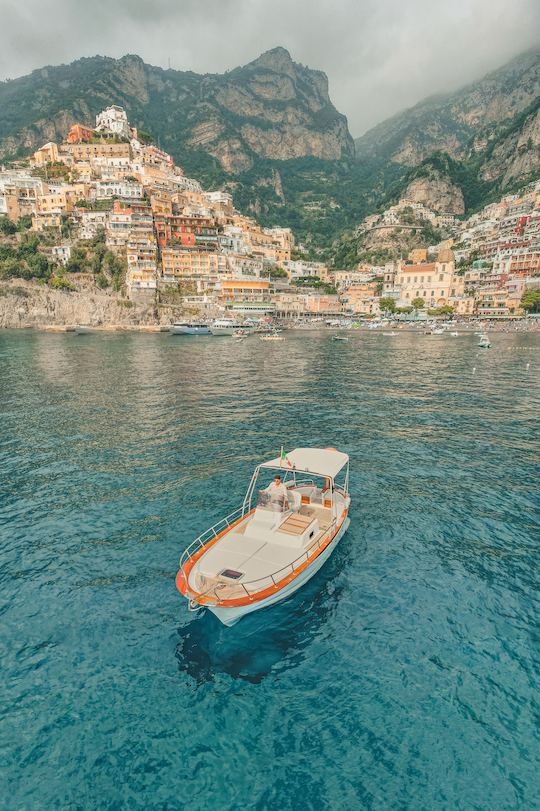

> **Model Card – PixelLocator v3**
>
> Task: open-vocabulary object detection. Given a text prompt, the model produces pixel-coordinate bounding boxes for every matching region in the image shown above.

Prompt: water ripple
[1,329,539,810]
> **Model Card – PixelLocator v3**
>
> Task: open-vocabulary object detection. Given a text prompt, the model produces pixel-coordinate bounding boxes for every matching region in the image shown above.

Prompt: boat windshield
[256,488,288,513]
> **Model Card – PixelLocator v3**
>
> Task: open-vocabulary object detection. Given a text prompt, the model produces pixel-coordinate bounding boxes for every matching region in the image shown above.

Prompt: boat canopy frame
[242,449,349,517]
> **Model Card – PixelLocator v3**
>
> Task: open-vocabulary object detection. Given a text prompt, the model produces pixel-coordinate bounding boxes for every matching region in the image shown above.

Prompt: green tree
[16,215,33,232]
[521,289,540,313]
[411,297,425,311]
[0,216,17,236]
[261,266,288,279]
[379,297,396,313]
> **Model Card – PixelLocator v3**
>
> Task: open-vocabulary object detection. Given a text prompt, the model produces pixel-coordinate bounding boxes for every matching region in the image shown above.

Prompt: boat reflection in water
[174,538,349,684]
[170,322,210,335]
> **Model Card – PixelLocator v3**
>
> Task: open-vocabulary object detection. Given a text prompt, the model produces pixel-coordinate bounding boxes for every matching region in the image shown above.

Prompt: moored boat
[210,318,241,336]
[260,332,284,341]
[478,333,491,348]
[176,447,351,626]
[332,335,349,341]
[170,322,210,335]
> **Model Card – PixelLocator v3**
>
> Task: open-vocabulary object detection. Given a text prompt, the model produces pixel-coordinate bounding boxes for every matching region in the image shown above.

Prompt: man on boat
[266,474,289,511]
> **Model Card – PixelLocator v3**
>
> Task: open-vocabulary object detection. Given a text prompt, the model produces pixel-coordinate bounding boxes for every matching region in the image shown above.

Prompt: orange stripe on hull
[176,509,348,609]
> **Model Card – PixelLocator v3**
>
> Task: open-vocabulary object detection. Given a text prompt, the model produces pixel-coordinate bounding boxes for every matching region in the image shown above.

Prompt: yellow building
[32,142,60,166]
[409,248,428,263]
[396,250,465,308]
[161,247,227,283]
[341,283,380,315]
[36,184,90,214]
[62,142,132,162]
[218,279,271,312]
[32,212,63,230]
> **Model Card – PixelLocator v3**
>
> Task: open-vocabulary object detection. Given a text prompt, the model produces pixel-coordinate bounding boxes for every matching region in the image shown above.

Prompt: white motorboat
[210,319,241,336]
[332,335,349,342]
[431,327,445,335]
[176,448,351,626]
[478,334,491,348]
[260,332,284,341]
[232,328,249,340]
[382,331,398,337]
[170,322,210,335]
[450,331,459,337]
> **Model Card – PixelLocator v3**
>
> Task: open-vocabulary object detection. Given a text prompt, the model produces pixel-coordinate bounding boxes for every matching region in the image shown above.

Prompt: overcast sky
[1,0,538,136]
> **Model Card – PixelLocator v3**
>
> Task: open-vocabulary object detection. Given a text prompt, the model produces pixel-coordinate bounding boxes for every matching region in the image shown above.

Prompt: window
[439,274,444,281]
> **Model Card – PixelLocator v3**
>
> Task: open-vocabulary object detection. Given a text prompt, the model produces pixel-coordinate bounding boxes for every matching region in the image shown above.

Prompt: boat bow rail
[178,505,246,585]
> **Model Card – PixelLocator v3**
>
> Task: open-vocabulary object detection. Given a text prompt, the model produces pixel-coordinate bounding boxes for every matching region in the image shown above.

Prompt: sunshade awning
[260,447,349,479]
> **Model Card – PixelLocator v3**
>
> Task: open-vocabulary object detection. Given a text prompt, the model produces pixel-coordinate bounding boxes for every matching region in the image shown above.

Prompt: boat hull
[206,516,350,626]
[170,326,210,335]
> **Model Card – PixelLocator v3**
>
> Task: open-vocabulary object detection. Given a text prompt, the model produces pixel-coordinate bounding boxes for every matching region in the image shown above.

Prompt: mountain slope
[0,48,354,170]
[355,48,540,167]
[0,48,360,248]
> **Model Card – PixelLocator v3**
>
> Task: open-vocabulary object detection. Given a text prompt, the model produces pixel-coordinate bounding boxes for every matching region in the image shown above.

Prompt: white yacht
[210,319,241,336]
[176,448,351,626]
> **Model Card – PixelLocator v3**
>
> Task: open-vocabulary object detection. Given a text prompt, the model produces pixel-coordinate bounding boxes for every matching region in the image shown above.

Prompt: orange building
[66,124,94,144]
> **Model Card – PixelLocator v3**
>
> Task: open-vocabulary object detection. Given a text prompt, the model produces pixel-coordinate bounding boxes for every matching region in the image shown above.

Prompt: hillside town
[0,105,539,325]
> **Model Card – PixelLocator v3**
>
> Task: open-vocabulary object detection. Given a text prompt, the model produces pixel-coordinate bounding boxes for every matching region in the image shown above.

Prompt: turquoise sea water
[1,329,539,810]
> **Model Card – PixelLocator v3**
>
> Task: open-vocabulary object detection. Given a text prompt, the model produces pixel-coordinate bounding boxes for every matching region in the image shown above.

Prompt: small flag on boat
[281,447,292,467]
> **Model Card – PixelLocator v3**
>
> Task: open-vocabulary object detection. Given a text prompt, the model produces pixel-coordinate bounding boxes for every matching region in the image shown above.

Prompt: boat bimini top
[260,447,349,479]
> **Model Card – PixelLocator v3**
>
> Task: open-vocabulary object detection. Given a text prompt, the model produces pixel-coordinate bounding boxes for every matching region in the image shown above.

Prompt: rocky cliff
[0,278,184,328]
[480,101,540,187]
[1,47,538,256]
[352,51,540,230]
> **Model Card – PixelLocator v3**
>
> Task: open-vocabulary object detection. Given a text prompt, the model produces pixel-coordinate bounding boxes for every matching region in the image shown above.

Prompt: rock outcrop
[480,103,540,187]
[400,172,465,214]
[0,279,169,329]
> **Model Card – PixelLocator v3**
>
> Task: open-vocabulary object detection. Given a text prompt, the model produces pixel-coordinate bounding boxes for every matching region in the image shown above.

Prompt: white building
[93,181,144,200]
[282,259,328,280]
[206,191,233,207]
[95,106,131,140]
[51,245,72,265]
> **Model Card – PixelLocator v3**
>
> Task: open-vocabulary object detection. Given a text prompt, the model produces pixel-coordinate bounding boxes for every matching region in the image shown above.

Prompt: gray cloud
[0,0,538,135]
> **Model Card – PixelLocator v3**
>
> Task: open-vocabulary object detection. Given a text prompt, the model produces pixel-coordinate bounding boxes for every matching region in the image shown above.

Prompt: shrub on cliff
[0,216,17,236]
[50,275,75,291]
[0,236,53,281]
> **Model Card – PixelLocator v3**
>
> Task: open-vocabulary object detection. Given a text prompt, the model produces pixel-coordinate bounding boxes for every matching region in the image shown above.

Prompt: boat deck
[188,502,338,602]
